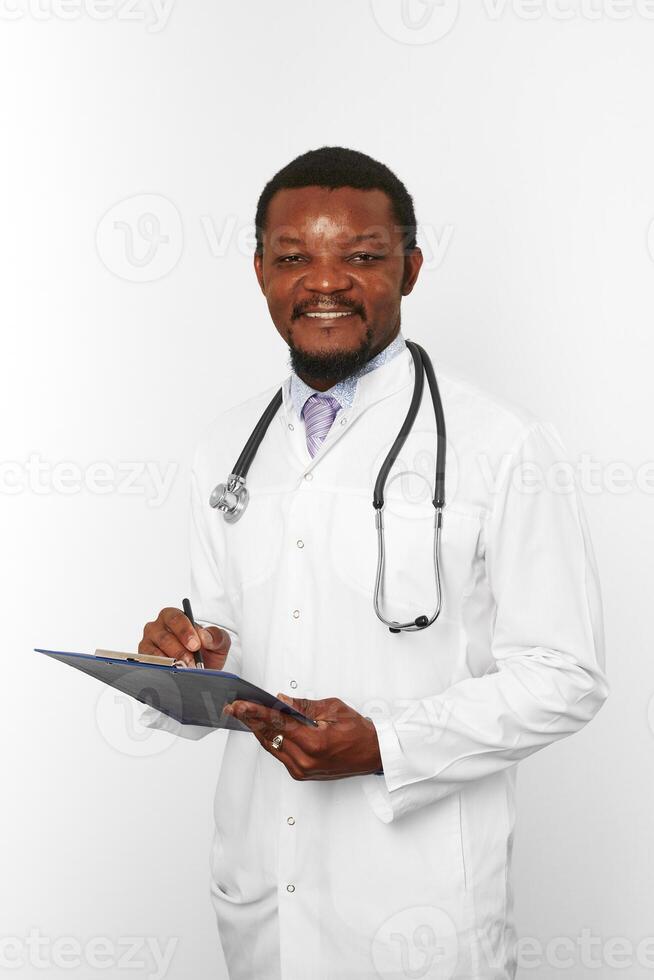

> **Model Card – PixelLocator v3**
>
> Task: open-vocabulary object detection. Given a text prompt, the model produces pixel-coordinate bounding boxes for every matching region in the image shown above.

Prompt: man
[139,146,609,980]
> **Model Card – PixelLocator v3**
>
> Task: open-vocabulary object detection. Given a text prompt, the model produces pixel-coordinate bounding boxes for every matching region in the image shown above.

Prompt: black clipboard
[35,648,318,733]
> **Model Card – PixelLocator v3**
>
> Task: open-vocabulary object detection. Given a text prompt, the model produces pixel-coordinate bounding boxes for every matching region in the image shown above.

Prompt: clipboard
[34,648,318,733]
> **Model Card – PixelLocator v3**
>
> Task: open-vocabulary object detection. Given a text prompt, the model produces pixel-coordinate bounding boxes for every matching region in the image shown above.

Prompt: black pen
[182,597,205,669]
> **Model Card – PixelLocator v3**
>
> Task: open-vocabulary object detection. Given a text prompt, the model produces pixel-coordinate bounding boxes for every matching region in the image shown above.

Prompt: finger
[225,701,294,740]
[200,626,230,652]
[149,625,196,667]
[228,703,328,780]
[161,607,201,653]
[243,712,310,776]
[275,694,330,723]
[198,627,230,670]
[229,702,319,767]
[137,639,164,657]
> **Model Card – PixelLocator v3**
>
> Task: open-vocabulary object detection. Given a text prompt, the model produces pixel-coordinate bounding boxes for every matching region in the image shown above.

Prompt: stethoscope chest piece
[209,473,249,524]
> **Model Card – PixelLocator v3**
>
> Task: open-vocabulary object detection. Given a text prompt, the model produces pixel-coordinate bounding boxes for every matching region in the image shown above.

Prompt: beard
[287,324,375,386]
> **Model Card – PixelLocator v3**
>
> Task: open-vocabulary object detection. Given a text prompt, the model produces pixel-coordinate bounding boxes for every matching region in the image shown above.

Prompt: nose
[301,252,353,293]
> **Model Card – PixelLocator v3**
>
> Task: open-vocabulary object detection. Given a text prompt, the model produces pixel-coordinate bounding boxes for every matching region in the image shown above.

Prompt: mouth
[300,311,358,322]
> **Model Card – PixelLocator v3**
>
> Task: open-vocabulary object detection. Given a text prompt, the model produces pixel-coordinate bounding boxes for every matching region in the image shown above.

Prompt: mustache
[292,299,366,320]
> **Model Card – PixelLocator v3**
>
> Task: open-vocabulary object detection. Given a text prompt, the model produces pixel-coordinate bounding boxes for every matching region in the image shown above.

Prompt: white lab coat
[143,346,608,980]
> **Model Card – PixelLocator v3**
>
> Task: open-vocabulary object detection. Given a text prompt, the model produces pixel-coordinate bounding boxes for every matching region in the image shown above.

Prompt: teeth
[304,311,353,318]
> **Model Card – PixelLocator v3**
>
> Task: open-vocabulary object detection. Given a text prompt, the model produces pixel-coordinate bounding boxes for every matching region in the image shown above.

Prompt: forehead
[264,185,396,241]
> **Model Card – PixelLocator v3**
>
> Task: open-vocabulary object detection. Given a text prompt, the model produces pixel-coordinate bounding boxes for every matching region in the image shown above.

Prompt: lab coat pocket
[329,486,483,625]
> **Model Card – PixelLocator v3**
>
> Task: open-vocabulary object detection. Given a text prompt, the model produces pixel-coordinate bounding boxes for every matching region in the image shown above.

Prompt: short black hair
[254,146,418,256]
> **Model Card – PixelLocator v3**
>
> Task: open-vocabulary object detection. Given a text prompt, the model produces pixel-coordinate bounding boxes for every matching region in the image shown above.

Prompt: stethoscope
[209,340,446,634]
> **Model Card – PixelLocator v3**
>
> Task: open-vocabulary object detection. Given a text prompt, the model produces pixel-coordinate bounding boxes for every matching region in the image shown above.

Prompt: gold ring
[271,734,284,750]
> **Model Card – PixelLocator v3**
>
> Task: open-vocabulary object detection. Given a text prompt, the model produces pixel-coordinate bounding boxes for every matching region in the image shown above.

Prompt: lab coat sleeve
[362,419,609,823]
[140,447,243,741]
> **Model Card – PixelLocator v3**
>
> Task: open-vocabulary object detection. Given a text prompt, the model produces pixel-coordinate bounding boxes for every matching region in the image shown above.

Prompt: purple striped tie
[301,393,341,458]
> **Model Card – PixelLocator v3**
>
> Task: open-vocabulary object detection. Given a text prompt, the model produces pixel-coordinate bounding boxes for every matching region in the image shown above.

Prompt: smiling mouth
[301,311,356,320]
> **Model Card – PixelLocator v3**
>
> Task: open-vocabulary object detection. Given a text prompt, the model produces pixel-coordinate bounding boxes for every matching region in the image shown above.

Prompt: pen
[182,597,205,669]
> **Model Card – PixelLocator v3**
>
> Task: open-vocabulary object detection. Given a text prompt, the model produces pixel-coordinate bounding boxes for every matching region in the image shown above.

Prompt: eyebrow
[275,232,386,246]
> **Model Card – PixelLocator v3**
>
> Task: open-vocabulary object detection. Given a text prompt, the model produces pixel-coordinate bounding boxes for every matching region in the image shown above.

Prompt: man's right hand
[139,607,231,670]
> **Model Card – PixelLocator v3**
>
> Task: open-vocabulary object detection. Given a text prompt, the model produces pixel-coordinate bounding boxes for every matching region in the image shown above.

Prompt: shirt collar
[289,331,407,420]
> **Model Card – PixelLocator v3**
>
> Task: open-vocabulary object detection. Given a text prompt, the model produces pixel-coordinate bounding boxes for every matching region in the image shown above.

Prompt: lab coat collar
[280,342,414,427]
[278,343,415,473]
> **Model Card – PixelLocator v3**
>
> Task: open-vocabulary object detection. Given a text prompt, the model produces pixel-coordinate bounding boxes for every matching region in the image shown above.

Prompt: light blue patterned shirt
[289,331,407,420]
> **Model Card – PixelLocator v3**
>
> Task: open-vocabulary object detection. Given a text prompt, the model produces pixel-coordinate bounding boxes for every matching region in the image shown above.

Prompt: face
[253,185,423,390]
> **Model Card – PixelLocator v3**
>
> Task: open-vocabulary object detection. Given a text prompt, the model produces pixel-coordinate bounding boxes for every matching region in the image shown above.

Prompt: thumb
[276,694,320,720]
[276,693,304,712]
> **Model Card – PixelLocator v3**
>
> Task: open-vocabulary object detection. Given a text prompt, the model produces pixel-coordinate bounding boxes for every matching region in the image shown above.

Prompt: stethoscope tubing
[232,388,283,479]
[372,340,446,632]
[210,338,446,633]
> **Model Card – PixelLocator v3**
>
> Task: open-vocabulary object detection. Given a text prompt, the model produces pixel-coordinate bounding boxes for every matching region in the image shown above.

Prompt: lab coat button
[290,680,297,689]
[288,423,294,430]
[292,609,300,619]
[304,472,313,481]
[340,418,347,425]
[296,539,304,549]
[286,884,295,893]
[287,816,295,825]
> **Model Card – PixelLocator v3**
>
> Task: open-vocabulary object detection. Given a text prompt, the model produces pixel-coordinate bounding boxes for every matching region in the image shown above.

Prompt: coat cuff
[360,715,409,823]
[140,705,216,741]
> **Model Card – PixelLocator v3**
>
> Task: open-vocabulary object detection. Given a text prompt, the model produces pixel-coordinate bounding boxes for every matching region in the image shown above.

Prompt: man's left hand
[223,696,383,780]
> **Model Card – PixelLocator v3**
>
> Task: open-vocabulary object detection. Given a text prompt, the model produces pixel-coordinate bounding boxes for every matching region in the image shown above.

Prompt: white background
[2,1,653,977]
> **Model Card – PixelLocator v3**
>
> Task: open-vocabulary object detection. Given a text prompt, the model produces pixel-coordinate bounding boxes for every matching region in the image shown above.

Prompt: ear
[401,247,423,296]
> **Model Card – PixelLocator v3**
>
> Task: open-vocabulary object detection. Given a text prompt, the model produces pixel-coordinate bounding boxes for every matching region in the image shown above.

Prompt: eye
[277,254,305,264]
[350,253,383,263]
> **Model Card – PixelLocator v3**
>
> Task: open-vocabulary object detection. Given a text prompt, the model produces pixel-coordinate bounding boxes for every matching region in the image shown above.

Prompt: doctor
[139,146,609,980]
